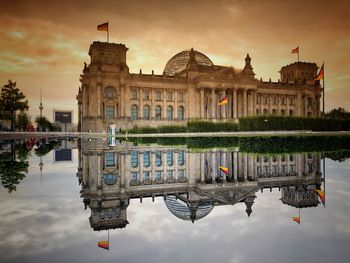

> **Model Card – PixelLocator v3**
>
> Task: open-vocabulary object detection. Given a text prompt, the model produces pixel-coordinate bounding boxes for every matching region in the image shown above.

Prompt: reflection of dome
[163,49,213,76]
[164,195,214,222]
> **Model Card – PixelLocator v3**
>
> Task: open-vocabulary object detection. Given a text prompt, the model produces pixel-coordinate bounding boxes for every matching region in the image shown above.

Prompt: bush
[187,121,239,132]
[157,125,187,133]
[239,116,347,131]
[128,126,157,134]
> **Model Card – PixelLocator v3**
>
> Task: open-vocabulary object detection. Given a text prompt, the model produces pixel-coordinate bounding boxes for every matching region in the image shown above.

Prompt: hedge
[187,121,239,132]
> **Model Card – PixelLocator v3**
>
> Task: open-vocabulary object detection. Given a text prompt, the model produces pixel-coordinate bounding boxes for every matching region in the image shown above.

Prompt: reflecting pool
[1,138,350,263]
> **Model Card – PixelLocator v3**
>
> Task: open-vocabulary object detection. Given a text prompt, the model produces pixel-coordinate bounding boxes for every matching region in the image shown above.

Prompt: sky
[0,0,349,123]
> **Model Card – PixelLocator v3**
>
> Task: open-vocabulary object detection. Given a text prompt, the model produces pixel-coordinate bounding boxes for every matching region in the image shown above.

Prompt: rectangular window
[155,91,162,101]
[263,166,269,174]
[131,172,139,181]
[144,172,150,180]
[167,170,174,179]
[131,89,138,100]
[105,106,115,119]
[289,165,295,172]
[105,152,115,167]
[167,91,173,101]
[144,90,150,100]
[178,93,184,102]
[156,171,162,180]
[179,170,185,178]
[272,165,278,173]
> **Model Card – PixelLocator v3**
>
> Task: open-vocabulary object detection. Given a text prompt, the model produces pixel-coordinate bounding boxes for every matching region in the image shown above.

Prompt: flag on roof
[97,22,108,31]
[314,63,324,81]
[98,240,109,250]
[292,216,301,224]
[218,95,228,106]
[314,189,325,206]
[219,166,229,174]
[291,46,299,54]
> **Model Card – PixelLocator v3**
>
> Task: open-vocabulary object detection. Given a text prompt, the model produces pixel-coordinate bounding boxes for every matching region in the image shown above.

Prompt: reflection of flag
[291,46,299,54]
[219,166,229,174]
[218,96,228,106]
[314,63,324,81]
[97,22,108,31]
[314,189,325,206]
[98,240,109,250]
[292,216,301,224]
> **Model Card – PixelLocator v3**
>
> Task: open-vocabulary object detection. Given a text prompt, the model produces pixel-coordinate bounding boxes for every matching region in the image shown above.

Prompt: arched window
[281,109,285,116]
[178,106,184,120]
[131,105,138,120]
[131,151,138,168]
[272,109,276,115]
[167,150,173,166]
[289,109,294,116]
[263,109,268,115]
[155,105,162,120]
[155,151,162,166]
[104,87,116,98]
[143,105,150,120]
[178,150,185,165]
[143,151,150,167]
[167,106,173,120]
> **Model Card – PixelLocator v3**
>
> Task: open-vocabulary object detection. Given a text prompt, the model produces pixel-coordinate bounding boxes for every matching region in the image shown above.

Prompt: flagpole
[322,63,325,114]
[107,21,109,43]
[323,154,326,207]
[298,50,300,62]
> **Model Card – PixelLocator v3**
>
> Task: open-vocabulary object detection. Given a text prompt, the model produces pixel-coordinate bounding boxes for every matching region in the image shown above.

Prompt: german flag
[314,63,324,81]
[291,46,299,54]
[98,240,109,250]
[314,189,325,206]
[219,166,229,174]
[218,95,228,106]
[292,216,301,224]
[97,22,108,32]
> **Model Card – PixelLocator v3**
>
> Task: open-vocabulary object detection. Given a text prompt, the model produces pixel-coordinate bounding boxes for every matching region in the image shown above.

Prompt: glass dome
[163,49,213,76]
[164,195,214,222]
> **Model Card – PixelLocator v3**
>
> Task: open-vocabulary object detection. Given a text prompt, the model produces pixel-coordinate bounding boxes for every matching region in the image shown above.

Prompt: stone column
[252,91,256,116]
[174,90,178,120]
[297,91,302,117]
[200,153,205,183]
[243,89,247,117]
[233,151,238,182]
[211,89,216,119]
[97,84,101,117]
[304,96,308,117]
[163,90,167,119]
[268,94,272,114]
[277,95,281,115]
[233,89,238,119]
[286,96,289,116]
[139,88,143,119]
[200,89,204,119]
[151,89,155,119]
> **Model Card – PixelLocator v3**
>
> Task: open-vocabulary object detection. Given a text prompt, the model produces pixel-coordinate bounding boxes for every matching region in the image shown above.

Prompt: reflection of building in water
[54,140,77,163]
[77,140,323,230]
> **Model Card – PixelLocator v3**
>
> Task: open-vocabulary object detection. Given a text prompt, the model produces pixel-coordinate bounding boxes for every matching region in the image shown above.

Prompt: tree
[35,116,54,131]
[16,111,31,131]
[0,80,29,131]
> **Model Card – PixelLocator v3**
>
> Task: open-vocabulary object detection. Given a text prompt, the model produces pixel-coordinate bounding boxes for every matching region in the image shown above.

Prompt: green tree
[0,80,29,131]
[16,111,31,131]
[35,116,53,131]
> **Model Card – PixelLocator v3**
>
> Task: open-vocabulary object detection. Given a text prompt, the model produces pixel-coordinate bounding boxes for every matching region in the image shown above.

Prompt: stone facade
[77,41,322,132]
[77,140,323,229]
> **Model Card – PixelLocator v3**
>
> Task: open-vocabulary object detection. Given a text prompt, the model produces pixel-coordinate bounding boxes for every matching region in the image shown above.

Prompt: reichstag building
[77,41,322,132]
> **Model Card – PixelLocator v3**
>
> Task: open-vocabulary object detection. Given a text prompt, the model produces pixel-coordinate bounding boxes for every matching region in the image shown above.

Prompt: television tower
[39,88,43,132]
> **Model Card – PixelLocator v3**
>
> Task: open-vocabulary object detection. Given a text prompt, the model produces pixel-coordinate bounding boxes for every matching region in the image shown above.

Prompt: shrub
[187,121,239,132]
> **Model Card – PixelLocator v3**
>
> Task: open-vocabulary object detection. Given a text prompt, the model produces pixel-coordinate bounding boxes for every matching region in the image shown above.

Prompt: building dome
[163,49,213,76]
[164,195,214,222]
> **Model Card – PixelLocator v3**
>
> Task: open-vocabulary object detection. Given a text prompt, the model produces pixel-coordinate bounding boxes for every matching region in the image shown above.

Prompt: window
[289,97,295,105]
[178,150,185,165]
[155,91,162,101]
[272,166,278,173]
[167,91,173,101]
[131,151,138,168]
[144,172,150,180]
[105,106,115,119]
[263,166,269,174]
[178,93,184,102]
[256,109,259,115]
[281,165,287,173]
[281,109,285,116]
[281,154,286,162]
[289,165,295,172]
[167,150,173,166]
[263,96,268,105]
[131,105,138,120]
[156,171,162,180]
[289,155,294,162]
[179,170,185,178]
[105,87,115,98]
[263,109,268,115]
[281,97,286,105]
[103,174,117,185]
[273,96,278,105]
[256,95,260,104]
[272,109,276,115]
[107,209,113,219]
[105,152,115,167]
[167,106,173,120]
[289,109,294,116]
[131,172,139,181]
[308,163,313,173]
[143,105,150,120]
[100,210,105,220]
[143,151,150,167]
[167,170,174,179]
[178,106,184,120]
[155,151,162,166]
[131,89,138,99]
[143,90,150,100]
[155,105,162,120]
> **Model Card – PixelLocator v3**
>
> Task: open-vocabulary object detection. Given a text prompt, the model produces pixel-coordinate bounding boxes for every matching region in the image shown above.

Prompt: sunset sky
[1,0,349,123]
